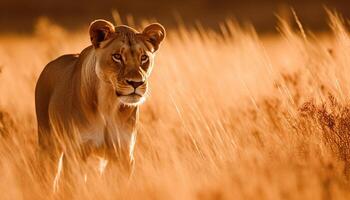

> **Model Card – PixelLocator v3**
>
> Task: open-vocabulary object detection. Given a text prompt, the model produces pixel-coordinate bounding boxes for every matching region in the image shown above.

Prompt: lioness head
[89,19,165,106]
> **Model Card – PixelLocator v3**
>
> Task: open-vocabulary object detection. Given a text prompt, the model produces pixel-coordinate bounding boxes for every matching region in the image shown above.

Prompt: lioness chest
[77,112,133,150]
[80,118,106,147]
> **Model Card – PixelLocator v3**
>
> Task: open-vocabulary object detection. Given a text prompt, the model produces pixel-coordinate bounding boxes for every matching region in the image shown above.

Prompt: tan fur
[35,19,165,169]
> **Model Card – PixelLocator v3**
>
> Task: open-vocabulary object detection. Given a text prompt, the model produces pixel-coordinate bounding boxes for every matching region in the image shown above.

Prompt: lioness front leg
[102,105,138,175]
[103,126,137,176]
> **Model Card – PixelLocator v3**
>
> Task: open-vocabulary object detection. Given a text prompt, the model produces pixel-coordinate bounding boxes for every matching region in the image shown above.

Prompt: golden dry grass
[1,12,350,199]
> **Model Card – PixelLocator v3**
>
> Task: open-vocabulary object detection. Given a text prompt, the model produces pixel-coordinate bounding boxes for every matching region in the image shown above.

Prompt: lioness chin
[35,19,165,172]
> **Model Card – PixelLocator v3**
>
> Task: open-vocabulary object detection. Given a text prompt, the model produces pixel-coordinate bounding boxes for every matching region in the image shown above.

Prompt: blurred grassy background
[2,1,350,199]
[1,0,349,33]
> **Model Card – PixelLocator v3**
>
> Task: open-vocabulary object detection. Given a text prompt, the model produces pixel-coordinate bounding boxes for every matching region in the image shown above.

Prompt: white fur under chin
[119,96,146,107]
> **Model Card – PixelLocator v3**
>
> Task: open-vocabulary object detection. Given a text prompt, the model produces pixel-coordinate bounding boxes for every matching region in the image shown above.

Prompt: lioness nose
[126,80,144,88]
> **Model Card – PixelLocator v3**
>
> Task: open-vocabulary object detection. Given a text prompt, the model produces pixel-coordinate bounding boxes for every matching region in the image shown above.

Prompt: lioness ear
[89,19,115,48]
[142,23,166,52]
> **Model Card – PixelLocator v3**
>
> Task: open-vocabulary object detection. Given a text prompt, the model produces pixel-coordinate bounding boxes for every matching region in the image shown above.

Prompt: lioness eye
[140,55,149,64]
[112,54,122,63]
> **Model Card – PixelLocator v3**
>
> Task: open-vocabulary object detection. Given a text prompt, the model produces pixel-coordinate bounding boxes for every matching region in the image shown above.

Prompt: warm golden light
[0,5,349,199]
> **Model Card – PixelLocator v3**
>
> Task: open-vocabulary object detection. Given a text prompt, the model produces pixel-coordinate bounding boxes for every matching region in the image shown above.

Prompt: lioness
[35,19,165,171]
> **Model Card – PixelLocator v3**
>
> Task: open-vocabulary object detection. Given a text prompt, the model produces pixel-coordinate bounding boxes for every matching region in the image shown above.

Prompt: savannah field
[1,12,350,200]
